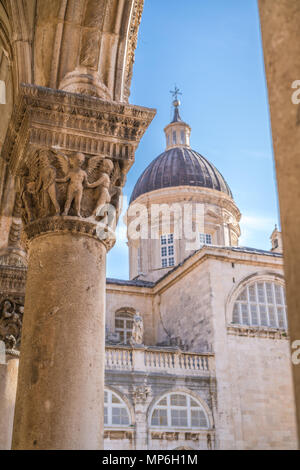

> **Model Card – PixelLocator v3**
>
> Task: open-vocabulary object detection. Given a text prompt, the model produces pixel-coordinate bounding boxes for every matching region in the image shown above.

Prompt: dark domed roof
[130,146,232,203]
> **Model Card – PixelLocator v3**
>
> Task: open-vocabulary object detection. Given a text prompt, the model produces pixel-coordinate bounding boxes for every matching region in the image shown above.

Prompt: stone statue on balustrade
[130,313,144,346]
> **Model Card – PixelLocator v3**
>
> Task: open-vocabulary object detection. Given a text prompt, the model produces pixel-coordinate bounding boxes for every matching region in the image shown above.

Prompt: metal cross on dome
[170,85,182,101]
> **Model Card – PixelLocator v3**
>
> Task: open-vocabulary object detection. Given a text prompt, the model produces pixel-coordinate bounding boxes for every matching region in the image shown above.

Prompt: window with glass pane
[181,130,185,144]
[150,393,209,429]
[232,281,287,330]
[115,311,134,344]
[173,131,177,144]
[160,234,175,268]
[104,390,130,427]
[199,233,212,246]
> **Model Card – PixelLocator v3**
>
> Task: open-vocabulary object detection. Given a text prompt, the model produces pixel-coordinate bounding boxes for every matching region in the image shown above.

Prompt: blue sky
[107,0,279,280]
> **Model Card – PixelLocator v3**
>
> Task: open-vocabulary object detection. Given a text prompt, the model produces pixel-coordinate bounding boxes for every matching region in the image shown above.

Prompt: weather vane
[170,85,182,102]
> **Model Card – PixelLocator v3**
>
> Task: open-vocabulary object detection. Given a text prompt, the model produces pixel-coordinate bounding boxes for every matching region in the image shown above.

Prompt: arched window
[104,389,131,427]
[232,281,287,329]
[150,393,209,429]
[115,310,134,344]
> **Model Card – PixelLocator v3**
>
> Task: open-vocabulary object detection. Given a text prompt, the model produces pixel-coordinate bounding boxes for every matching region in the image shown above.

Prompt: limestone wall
[208,257,298,449]
[157,258,214,352]
[106,286,155,346]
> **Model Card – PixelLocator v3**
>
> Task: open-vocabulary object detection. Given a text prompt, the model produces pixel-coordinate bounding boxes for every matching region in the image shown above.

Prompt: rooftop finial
[170,85,183,123]
[170,85,182,107]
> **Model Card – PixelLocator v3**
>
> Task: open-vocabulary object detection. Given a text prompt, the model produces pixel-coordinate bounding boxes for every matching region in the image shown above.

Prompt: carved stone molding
[151,432,179,441]
[2,84,156,247]
[104,430,133,441]
[24,217,116,251]
[123,0,145,101]
[227,324,289,340]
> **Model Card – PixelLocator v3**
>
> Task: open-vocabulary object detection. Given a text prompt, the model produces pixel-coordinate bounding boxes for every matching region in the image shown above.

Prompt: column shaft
[0,357,19,450]
[12,233,106,450]
[258,0,300,446]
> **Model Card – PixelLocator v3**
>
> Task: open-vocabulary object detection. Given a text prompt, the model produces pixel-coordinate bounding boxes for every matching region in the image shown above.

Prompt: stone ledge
[227,324,289,340]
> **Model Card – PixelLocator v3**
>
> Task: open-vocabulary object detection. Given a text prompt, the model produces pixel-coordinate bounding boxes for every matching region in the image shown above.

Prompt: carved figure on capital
[16,147,127,226]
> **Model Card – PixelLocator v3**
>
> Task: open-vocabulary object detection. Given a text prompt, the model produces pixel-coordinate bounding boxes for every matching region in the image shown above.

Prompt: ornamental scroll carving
[0,299,23,351]
[132,381,151,405]
[17,149,127,228]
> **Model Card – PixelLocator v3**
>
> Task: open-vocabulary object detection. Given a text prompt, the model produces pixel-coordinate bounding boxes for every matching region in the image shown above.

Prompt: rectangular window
[199,233,212,246]
[168,245,174,256]
[180,130,185,144]
[173,131,177,145]
[161,234,175,268]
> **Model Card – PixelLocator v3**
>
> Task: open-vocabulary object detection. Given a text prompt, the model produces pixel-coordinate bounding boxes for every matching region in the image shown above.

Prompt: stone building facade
[102,101,297,450]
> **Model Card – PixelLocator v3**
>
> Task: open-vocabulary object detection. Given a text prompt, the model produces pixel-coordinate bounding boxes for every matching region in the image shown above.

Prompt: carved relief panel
[0,297,24,351]
[17,149,126,225]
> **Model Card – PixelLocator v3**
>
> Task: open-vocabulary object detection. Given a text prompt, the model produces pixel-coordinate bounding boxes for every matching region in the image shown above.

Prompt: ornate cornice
[3,84,156,172]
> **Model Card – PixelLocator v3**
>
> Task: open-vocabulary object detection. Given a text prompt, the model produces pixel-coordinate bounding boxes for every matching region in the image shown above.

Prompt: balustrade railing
[105,345,213,375]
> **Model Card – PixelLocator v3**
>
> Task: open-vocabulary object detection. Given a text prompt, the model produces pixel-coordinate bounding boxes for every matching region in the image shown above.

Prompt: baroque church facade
[103,100,297,450]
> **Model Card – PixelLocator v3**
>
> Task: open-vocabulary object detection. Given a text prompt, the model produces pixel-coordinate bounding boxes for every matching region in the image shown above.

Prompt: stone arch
[147,386,214,430]
[104,384,135,427]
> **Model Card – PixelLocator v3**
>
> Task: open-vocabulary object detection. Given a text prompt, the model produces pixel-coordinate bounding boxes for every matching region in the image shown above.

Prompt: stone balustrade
[105,345,214,376]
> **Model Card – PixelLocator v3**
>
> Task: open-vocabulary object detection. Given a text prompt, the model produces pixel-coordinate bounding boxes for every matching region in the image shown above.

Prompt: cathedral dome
[130,92,232,203]
[130,146,232,203]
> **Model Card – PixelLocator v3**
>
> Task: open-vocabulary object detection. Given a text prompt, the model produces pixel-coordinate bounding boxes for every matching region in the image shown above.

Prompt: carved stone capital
[2,84,156,248]
[132,382,151,405]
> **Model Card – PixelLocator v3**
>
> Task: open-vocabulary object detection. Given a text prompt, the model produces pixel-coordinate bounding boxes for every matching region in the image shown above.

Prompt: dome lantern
[164,87,191,150]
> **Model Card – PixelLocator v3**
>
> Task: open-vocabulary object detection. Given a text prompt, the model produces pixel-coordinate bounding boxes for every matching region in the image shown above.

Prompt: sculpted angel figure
[88,158,114,217]
[35,151,61,216]
[54,151,114,218]
[17,167,36,223]
[55,152,89,217]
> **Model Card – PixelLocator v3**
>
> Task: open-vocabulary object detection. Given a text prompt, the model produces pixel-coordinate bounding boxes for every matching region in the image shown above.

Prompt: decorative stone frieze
[151,432,179,441]
[104,430,133,441]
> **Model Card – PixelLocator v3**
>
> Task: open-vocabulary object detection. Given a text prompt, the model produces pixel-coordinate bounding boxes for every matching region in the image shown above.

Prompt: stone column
[2,84,155,450]
[132,381,151,450]
[0,352,19,450]
[258,0,300,446]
